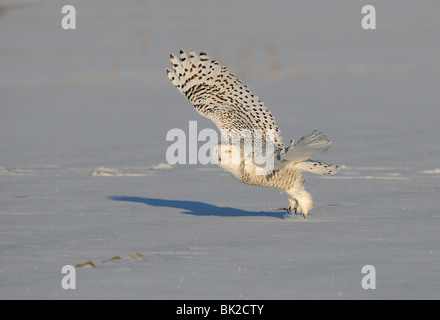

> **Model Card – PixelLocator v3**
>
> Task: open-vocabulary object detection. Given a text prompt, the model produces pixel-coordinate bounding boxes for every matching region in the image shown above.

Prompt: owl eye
[225,150,232,154]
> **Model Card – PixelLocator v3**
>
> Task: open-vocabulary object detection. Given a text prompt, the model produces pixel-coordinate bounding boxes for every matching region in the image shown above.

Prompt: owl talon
[289,207,298,215]
[280,206,297,217]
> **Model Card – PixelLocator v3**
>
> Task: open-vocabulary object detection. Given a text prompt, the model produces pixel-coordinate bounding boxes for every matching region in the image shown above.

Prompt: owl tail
[294,160,340,175]
[282,130,339,175]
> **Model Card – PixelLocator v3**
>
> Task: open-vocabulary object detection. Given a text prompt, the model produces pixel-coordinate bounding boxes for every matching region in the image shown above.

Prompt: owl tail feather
[294,160,340,175]
[281,130,339,175]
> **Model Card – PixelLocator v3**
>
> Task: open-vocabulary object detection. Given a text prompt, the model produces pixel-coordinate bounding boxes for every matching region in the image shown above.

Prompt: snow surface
[1,0,439,299]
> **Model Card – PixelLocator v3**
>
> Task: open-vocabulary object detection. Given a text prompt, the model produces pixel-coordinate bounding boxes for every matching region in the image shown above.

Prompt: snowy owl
[166,49,339,217]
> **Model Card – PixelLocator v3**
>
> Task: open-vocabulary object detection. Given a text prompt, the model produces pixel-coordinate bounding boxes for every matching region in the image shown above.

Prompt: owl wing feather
[166,49,284,152]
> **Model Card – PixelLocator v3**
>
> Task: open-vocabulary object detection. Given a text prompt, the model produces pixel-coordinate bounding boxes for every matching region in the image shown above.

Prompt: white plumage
[166,49,339,217]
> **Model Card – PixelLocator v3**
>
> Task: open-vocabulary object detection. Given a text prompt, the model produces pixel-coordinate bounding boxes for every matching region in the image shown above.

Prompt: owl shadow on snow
[108,196,284,219]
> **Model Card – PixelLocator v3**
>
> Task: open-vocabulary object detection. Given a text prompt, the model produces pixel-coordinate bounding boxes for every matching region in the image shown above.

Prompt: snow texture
[1,0,439,299]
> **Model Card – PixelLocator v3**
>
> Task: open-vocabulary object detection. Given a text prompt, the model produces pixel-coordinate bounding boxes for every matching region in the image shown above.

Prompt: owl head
[212,142,244,177]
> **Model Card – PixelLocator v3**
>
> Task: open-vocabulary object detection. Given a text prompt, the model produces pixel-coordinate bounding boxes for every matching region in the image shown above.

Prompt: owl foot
[276,206,298,217]
[287,206,297,215]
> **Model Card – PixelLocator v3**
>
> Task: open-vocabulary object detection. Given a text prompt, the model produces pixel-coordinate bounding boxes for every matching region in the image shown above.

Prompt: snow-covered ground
[1,0,439,299]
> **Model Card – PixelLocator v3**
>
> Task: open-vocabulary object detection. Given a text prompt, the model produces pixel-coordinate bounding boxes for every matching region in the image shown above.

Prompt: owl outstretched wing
[166,49,284,152]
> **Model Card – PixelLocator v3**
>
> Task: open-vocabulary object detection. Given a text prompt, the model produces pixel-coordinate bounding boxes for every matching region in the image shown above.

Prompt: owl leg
[283,188,314,218]
[296,191,314,218]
